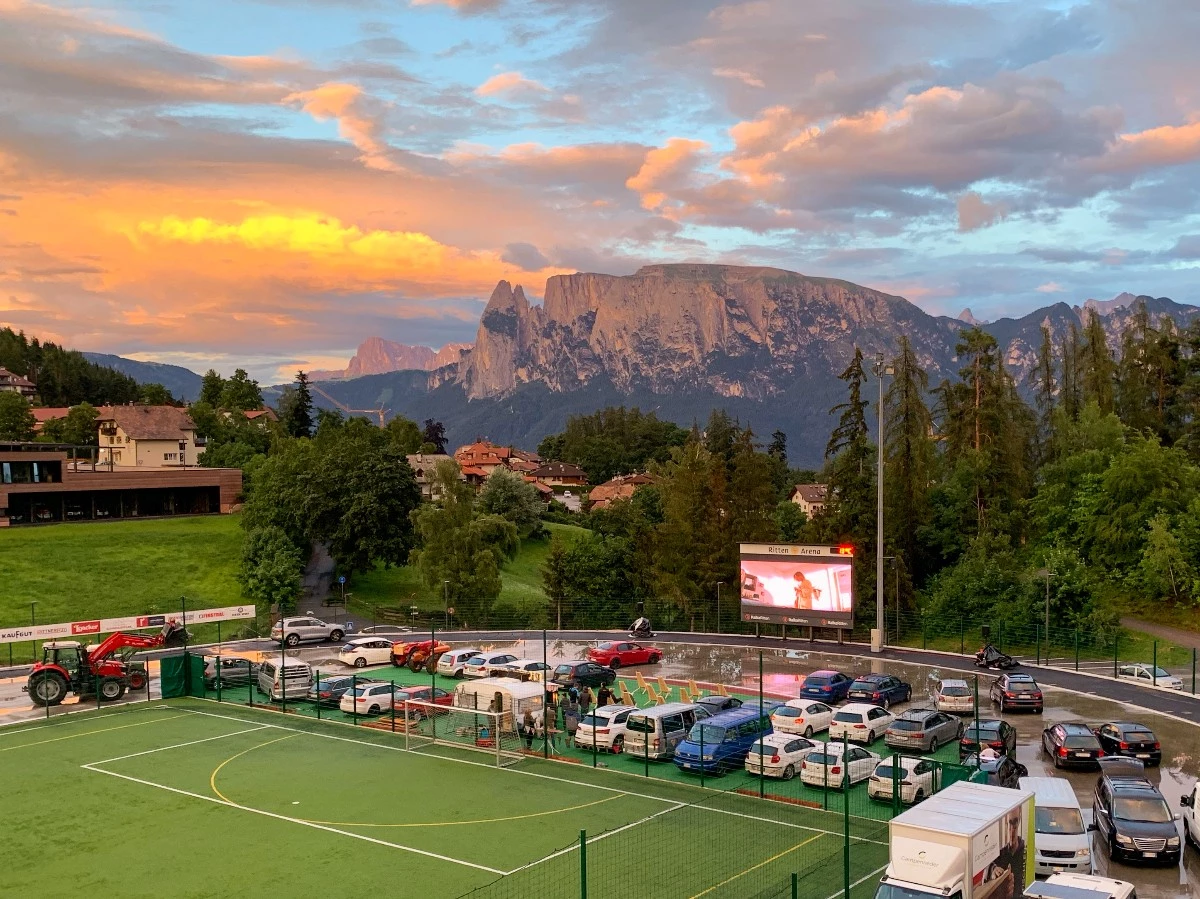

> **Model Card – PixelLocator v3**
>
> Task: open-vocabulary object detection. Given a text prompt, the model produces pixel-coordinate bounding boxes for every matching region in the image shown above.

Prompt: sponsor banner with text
[0,605,255,645]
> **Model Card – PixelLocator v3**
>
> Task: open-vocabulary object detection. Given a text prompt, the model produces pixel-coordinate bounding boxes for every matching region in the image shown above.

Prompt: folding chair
[678,686,694,704]
[689,679,705,698]
[655,677,673,701]
[645,684,665,705]
[635,671,651,694]
[716,683,730,698]
[620,682,639,707]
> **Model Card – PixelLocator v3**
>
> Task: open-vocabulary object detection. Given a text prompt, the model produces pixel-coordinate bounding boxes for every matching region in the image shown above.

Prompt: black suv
[959,718,1017,760]
[989,672,1044,713]
[1042,722,1105,769]
[551,660,617,690]
[1093,758,1181,865]
[1095,722,1162,767]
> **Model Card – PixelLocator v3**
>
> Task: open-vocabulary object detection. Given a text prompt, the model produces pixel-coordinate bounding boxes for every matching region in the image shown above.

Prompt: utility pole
[874,352,888,651]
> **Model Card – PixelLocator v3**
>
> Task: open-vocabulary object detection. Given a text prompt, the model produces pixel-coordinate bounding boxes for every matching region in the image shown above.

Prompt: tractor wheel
[28,671,69,707]
[127,670,147,691]
[99,678,127,702]
[408,655,425,673]
[426,653,444,675]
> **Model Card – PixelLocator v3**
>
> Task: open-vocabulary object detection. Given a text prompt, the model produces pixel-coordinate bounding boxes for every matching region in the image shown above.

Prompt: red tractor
[25,621,189,707]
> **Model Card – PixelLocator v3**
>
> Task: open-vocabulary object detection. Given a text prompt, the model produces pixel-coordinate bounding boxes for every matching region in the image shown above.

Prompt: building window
[163,453,178,461]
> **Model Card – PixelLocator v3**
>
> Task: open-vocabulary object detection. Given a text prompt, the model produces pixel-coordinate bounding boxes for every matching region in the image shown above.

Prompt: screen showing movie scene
[739,546,854,628]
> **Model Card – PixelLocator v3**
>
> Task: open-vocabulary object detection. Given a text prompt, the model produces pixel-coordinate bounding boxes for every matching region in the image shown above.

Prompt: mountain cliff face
[458,264,963,400]
[312,338,472,380]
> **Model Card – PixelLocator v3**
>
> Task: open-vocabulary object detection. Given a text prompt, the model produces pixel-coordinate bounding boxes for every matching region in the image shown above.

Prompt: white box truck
[874,781,1036,899]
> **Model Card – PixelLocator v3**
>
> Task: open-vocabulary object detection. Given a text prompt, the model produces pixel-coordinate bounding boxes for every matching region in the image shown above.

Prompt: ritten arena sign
[738,544,856,628]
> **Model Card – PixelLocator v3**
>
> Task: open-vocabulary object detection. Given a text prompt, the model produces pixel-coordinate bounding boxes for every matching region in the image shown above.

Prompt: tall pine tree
[884,336,935,593]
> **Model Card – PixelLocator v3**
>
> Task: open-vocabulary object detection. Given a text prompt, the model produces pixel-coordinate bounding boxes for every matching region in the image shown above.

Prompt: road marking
[688,833,824,898]
[84,725,269,766]
[0,713,184,753]
[81,763,507,875]
[303,793,624,828]
[824,863,889,899]
[209,734,297,802]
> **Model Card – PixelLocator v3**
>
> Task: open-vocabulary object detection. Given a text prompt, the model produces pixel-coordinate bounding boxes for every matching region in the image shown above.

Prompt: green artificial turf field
[0,698,892,899]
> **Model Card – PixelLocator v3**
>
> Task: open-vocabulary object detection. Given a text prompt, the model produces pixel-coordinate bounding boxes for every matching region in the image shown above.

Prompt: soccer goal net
[399,699,530,768]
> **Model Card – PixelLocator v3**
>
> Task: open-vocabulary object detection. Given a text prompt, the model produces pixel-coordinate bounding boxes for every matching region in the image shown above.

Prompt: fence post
[922,618,927,651]
[1193,648,1197,696]
[1113,633,1119,679]
[543,629,550,761]
[843,765,851,899]
[579,830,587,899]
[792,872,799,899]
[315,670,321,720]
[1152,641,1158,687]
[998,621,1004,654]
[759,652,765,800]
[892,751,900,816]
[1074,630,1080,671]
[959,618,965,656]
[1035,624,1041,666]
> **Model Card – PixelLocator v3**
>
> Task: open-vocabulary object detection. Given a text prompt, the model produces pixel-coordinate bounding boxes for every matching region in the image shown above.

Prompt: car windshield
[833,711,863,723]
[964,725,1000,740]
[687,724,726,744]
[806,675,831,686]
[554,664,573,675]
[1008,683,1038,692]
[1112,797,1173,823]
[1035,807,1085,835]
[1064,735,1098,749]
[1126,731,1155,742]
[596,642,614,650]
[890,720,924,732]
[774,708,803,718]
[807,750,841,765]
[626,715,654,733]
[580,715,609,727]
[851,680,877,689]
[940,685,971,696]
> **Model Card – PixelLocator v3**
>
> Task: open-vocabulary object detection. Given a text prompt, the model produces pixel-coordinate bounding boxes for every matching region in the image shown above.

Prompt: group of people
[518,683,618,752]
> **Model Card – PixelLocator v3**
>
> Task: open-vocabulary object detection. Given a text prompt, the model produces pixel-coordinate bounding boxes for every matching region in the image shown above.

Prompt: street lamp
[443,580,450,629]
[715,582,725,635]
[30,600,38,664]
[873,352,892,651]
[883,557,899,639]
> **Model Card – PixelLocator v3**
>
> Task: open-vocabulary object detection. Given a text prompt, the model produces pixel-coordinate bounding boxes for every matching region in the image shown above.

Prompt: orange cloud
[284,83,397,172]
[626,138,709,212]
[1109,118,1200,169]
[475,72,549,97]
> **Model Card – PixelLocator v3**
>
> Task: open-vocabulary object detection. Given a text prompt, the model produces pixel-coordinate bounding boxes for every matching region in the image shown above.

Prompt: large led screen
[739,544,855,628]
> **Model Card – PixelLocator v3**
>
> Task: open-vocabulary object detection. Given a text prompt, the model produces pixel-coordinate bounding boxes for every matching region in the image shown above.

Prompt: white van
[1020,776,1093,876]
[1025,873,1135,899]
[452,677,545,733]
[256,655,313,701]
[623,702,709,760]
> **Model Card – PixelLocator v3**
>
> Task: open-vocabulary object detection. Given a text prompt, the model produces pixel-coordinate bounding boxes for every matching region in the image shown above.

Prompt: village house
[95,405,206,468]
[587,472,657,511]
[0,366,36,397]
[789,483,828,518]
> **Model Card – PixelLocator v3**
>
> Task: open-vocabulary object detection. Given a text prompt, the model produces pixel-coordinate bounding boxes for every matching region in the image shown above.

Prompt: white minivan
[256,655,313,701]
[1020,776,1093,876]
[623,702,709,760]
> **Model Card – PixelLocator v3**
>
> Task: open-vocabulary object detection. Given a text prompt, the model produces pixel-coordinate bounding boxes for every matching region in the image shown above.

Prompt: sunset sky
[3,0,1200,382]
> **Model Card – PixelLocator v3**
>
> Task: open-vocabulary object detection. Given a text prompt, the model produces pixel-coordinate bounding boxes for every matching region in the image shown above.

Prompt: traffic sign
[338,575,346,585]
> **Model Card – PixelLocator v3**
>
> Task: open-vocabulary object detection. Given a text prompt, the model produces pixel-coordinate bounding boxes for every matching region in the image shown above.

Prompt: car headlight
[1115,834,1134,846]
[1167,837,1180,847]
[1076,848,1089,858]
[702,753,714,760]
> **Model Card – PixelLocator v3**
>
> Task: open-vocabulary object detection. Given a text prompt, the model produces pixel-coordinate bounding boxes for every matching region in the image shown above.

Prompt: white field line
[83,725,269,766]
[824,863,889,899]
[80,764,507,875]
[181,703,888,842]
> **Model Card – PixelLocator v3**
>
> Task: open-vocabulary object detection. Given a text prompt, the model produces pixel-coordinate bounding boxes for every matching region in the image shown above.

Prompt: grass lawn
[346,522,589,625]
[0,515,246,636]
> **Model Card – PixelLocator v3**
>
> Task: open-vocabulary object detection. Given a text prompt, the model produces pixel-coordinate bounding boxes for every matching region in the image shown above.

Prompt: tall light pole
[715,582,724,635]
[30,600,38,664]
[874,352,889,651]
[443,580,450,630]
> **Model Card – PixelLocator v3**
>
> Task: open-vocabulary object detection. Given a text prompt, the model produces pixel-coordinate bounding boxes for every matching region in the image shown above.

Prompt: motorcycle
[974,643,1017,670]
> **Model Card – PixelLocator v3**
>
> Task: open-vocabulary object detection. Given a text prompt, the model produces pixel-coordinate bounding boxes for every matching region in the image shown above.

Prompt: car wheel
[803,726,813,738]
[367,705,380,715]
[329,630,344,642]
[612,736,624,754]
[354,657,367,669]
[914,788,925,803]
[650,654,661,664]
[882,698,891,710]
[609,659,621,670]
[867,730,876,743]
[782,764,795,781]
[285,634,300,647]
[929,737,939,753]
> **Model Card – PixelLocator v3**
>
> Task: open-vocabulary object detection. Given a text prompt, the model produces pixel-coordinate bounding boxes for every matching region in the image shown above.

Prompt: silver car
[884,707,964,753]
[935,678,976,714]
[270,616,346,647]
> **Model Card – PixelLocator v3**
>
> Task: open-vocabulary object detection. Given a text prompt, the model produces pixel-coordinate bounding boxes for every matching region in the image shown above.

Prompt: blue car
[846,673,912,709]
[673,706,774,775]
[799,670,853,703]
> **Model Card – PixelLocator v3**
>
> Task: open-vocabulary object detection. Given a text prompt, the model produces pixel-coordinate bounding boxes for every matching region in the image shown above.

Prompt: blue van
[673,705,776,775]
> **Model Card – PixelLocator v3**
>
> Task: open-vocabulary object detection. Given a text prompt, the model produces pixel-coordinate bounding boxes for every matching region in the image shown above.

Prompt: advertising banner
[739,543,855,628]
[0,605,255,645]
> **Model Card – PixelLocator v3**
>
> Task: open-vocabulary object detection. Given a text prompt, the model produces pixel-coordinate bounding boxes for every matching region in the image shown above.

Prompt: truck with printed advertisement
[874,780,1036,899]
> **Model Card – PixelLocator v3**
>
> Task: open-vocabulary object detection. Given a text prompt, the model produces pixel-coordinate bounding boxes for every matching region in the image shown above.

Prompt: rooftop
[97,405,196,440]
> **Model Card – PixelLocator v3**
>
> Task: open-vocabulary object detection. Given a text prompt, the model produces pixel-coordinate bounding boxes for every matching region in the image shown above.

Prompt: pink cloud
[284,83,398,172]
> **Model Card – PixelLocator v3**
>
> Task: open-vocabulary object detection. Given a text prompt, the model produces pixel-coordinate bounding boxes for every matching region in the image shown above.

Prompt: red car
[588,641,662,669]
[394,685,453,718]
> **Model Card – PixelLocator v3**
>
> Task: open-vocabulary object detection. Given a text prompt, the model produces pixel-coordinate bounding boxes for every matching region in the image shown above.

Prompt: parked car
[934,678,976,715]
[695,694,743,715]
[587,641,662,668]
[463,651,519,678]
[394,684,453,718]
[771,700,834,737]
[673,706,773,775]
[1043,723,1106,769]
[340,681,402,715]
[436,647,483,679]
[202,655,258,689]
[745,733,819,780]
[990,672,1044,713]
[1093,758,1181,865]
[574,704,638,753]
[963,753,1028,788]
[307,674,357,707]
[960,718,1018,760]
[867,755,941,804]
[798,670,854,703]
[1094,722,1162,766]
[352,624,414,637]
[828,703,895,744]
[271,616,345,647]
[1115,664,1184,691]
[799,741,880,789]
[337,637,395,669]
[847,673,912,709]
[551,660,617,690]
[497,659,552,682]
[884,707,964,753]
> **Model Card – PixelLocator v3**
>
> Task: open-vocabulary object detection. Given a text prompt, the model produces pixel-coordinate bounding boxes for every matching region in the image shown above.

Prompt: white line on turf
[823,862,888,899]
[80,764,507,875]
[178,703,888,842]
[82,725,269,766]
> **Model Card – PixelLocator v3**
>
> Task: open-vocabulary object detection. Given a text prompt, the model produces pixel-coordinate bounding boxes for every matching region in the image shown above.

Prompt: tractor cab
[41,641,85,678]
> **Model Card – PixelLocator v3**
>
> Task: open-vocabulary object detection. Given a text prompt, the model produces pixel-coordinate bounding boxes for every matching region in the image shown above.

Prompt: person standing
[520,709,535,750]
[580,685,594,715]
[597,684,615,708]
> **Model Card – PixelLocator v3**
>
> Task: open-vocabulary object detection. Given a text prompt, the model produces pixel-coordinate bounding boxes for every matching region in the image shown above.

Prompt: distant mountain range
[87,265,1200,465]
[82,352,205,403]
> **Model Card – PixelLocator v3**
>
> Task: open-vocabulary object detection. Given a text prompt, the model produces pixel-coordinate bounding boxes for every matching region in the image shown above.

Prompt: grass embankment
[346,521,588,626]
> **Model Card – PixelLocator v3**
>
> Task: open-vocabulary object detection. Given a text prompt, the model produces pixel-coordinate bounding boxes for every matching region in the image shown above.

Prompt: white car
[867,755,941,804]
[463,651,520,678]
[339,681,399,715]
[799,741,880,789]
[436,648,482,679]
[337,638,395,669]
[771,700,834,737]
[1115,664,1184,690]
[828,703,895,744]
[574,704,638,752]
[500,659,553,682]
[745,733,819,780]
[935,678,976,714]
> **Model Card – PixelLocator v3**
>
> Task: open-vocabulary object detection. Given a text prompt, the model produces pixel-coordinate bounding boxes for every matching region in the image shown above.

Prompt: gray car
[270,616,346,647]
[884,707,964,753]
[203,655,258,689]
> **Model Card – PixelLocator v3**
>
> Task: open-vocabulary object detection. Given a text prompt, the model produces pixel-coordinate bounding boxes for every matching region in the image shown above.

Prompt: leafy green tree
[775,501,807,542]
[1080,310,1116,414]
[726,429,778,543]
[1033,325,1056,461]
[884,336,935,590]
[1059,322,1082,421]
[479,467,544,534]
[538,406,689,484]
[422,419,448,454]
[239,525,304,611]
[384,414,424,454]
[219,368,263,412]
[821,348,877,570]
[199,369,225,407]
[40,403,98,446]
[1137,513,1194,602]
[542,533,571,629]
[0,327,141,406]
[279,372,314,438]
[0,392,36,440]
[556,533,641,628]
[137,383,179,406]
